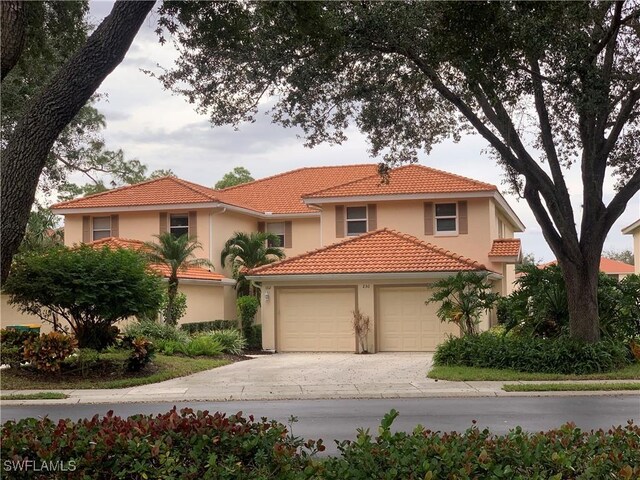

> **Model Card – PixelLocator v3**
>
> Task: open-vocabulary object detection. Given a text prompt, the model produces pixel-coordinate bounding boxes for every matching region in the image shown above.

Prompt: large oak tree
[155,1,640,342]
[1,0,155,283]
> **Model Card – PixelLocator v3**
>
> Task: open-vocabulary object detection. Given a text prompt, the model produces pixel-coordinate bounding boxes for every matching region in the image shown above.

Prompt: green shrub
[426,272,499,336]
[246,324,262,350]
[123,320,189,343]
[237,295,259,339]
[434,332,631,375]
[155,335,224,357]
[0,329,38,368]
[160,291,188,325]
[66,348,101,377]
[124,337,155,372]
[0,408,322,479]
[199,329,246,355]
[2,409,638,479]
[181,319,238,334]
[322,411,640,479]
[22,332,77,373]
[3,246,164,350]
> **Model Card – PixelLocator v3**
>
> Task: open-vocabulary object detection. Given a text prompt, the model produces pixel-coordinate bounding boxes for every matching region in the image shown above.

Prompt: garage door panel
[277,288,355,352]
[378,286,458,352]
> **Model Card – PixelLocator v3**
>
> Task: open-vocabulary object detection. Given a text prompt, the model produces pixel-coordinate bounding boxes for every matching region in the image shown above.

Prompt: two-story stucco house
[5,163,524,352]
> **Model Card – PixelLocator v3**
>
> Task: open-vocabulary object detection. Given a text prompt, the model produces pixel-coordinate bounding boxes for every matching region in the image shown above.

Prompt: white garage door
[378,286,459,351]
[277,288,355,352]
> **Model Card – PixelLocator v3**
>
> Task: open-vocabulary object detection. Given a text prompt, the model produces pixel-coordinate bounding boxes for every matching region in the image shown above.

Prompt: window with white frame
[267,222,285,247]
[92,216,111,240]
[170,214,189,238]
[346,206,367,235]
[435,203,457,234]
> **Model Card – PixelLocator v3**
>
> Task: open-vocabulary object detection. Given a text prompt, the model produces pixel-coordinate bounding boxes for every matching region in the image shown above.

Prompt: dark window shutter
[159,212,168,234]
[188,211,198,238]
[257,221,265,233]
[367,204,377,231]
[284,221,292,248]
[458,201,468,234]
[82,216,91,243]
[110,215,119,238]
[424,202,434,235]
[335,205,345,238]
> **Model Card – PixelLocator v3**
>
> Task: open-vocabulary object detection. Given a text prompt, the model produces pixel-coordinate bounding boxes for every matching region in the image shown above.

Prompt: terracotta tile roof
[488,239,521,257]
[88,237,225,281]
[249,228,489,276]
[539,257,635,275]
[304,164,497,199]
[216,164,378,214]
[51,177,221,209]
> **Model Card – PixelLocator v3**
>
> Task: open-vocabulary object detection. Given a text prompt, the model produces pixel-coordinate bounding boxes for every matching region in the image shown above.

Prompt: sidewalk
[2,353,638,405]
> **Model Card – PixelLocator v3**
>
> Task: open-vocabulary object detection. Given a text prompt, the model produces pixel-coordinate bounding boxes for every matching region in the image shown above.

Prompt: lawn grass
[0,352,231,390]
[503,382,640,392]
[0,392,69,400]
[428,362,640,381]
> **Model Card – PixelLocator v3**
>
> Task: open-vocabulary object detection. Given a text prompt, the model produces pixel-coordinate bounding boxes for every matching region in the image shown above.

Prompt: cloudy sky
[87,1,639,262]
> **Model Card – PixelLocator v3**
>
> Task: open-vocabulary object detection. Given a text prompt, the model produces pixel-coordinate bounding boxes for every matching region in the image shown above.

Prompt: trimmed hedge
[434,332,632,375]
[2,409,639,479]
[180,319,237,334]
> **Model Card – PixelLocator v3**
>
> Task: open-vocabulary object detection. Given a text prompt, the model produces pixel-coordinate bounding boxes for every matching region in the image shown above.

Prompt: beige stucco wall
[320,198,499,268]
[634,231,640,274]
[283,217,321,257]
[258,278,496,352]
[177,283,226,324]
[1,295,53,333]
[211,211,258,276]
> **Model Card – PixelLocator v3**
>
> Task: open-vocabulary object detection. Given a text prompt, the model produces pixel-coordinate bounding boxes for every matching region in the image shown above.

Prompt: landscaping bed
[502,382,640,392]
[0,352,236,390]
[2,408,638,479]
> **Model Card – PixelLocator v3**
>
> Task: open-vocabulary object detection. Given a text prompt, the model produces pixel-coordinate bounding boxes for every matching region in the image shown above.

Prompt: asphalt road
[2,396,639,454]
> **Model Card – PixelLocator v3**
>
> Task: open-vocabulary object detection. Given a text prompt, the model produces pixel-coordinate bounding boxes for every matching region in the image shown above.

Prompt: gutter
[246,270,503,283]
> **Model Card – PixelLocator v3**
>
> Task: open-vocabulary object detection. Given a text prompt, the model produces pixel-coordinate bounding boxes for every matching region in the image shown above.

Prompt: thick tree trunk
[0,0,26,80]
[557,253,602,343]
[0,0,155,283]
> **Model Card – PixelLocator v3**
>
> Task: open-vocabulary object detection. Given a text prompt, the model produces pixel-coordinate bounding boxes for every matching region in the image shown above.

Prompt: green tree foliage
[500,264,640,341]
[214,166,254,189]
[426,272,499,336]
[155,1,640,343]
[603,248,635,266]
[220,232,285,296]
[18,207,63,254]
[3,246,164,350]
[0,2,146,201]
[144,233,214,326]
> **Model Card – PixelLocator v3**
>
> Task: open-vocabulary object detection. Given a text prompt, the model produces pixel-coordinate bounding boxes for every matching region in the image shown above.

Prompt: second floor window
[267,222,285,247]
[92,216,111,240]
[435,203,457,234]
[346,206,367,235]
[170,214,189,238]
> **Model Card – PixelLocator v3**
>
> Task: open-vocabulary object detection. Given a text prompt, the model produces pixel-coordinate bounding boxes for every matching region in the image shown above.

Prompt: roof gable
[51,176,220,210]
[249,228,489,276]
[303,164,497,199]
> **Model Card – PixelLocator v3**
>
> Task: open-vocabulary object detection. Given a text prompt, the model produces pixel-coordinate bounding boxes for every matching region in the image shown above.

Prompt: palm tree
[220,232,285,296]
[144,233,213,325]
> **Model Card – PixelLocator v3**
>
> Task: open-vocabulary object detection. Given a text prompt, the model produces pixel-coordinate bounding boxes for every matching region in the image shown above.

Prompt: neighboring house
[4,163,524,352]
[538,257,636,281]
[622,218,640,274]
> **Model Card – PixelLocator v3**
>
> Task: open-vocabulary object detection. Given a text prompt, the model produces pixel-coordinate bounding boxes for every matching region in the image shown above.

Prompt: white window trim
[434,202,458,236]
[169,213,189,237]
[345,205,368,236]
[92,216,111,240]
